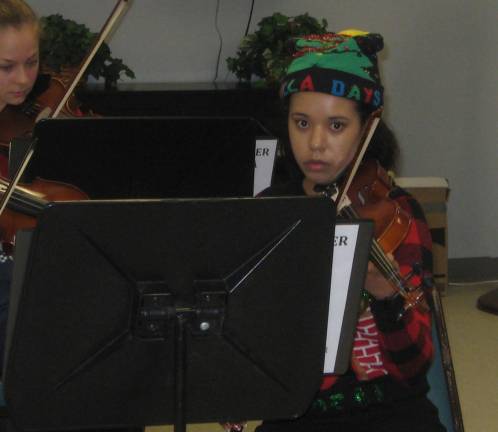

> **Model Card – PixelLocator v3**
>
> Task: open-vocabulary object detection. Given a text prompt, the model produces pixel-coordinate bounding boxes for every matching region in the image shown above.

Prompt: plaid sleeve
[370,187,434,384]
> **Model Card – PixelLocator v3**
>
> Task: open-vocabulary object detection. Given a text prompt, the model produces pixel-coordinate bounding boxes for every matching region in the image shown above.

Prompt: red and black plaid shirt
[260,179,435,389]
[369,185,434,384]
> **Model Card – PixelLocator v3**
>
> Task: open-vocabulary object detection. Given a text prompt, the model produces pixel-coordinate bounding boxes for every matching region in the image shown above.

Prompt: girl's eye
[26,59,39,68]
[296,119,309,129]
[330,121,344,131]
[0,65,13,72]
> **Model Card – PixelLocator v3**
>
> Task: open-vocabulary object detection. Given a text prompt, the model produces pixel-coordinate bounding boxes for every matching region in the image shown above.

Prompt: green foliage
[40,14,135,87]
[227,12,328,85]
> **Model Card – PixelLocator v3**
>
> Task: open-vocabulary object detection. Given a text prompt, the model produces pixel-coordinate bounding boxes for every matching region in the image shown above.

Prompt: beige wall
[30,0,498,259]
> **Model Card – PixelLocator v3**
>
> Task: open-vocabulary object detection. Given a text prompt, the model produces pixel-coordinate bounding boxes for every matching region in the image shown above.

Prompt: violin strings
[340,204,406,293]
[370,241,404,284]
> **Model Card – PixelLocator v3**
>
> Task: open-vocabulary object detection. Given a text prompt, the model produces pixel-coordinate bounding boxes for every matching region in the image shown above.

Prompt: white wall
[29,0,498,259]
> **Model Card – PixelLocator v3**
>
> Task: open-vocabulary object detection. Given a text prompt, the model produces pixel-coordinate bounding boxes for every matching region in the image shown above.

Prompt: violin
[334,159,427,317]
[0,1,130,249]
[0,74,78,146]
[345,158,411,254]
[0,176,89,253]
[0,0,130,147]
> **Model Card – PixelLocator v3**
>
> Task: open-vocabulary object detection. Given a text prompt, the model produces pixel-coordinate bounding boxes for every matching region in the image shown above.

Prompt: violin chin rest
[35,107,52,123]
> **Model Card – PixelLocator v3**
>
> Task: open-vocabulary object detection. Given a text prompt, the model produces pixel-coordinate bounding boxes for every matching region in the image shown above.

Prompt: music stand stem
[175,314,187,432]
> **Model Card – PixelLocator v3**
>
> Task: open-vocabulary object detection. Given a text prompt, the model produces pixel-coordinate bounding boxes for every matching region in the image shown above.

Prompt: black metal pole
[174,314,187,432]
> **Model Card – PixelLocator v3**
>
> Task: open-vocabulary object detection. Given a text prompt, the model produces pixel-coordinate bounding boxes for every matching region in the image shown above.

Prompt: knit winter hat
[280,29,384,108]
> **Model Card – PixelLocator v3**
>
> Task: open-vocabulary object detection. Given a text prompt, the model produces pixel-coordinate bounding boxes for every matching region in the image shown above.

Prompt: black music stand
[4,196,339,432]
[9,116,276,199]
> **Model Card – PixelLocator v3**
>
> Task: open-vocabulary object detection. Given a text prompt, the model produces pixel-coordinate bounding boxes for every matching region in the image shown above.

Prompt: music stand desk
[4,196,343,432]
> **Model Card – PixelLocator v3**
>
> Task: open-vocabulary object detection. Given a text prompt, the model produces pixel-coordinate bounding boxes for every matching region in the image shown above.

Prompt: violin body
[0,75,83,146]
[0,105,35,145]
[346,159,412,254]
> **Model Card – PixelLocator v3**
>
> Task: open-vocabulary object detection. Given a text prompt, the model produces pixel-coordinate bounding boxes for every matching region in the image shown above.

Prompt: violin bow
[50,0,131,119]
[334,108,383,212]
[0,1,130,218]
[0,139,36,217]
[332,109,429,316]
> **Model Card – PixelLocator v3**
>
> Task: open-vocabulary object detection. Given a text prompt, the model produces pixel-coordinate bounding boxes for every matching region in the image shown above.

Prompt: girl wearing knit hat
[255,30,446,432]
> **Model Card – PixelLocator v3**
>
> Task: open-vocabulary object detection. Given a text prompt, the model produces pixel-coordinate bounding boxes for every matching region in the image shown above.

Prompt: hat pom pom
[355,33,384,55]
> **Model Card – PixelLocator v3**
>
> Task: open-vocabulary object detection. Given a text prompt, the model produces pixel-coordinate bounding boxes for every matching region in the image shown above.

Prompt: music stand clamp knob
[192,279,227,336]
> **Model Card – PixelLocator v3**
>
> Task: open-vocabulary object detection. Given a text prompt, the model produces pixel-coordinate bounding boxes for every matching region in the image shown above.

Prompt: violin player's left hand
[364,253,399,300]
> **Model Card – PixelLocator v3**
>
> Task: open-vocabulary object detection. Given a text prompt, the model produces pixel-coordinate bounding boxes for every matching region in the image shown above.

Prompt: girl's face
[288,92,364,196]
[0,23,39,112]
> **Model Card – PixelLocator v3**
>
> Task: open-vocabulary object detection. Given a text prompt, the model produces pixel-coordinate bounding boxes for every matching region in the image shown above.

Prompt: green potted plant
[40,13,135,89]
[227,12,328,86]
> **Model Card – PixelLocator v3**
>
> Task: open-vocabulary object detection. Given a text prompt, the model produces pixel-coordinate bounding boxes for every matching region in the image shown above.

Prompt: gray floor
[442,280,498,432]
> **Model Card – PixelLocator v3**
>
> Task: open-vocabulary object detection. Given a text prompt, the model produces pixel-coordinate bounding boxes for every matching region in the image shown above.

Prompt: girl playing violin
[0,0,40,371]
[254,30,446,431]
[0,0,39,177]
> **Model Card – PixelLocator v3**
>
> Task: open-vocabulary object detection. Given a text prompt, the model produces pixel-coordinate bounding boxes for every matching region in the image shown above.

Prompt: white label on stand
[253,138,277,196]
[324,224,359,373]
